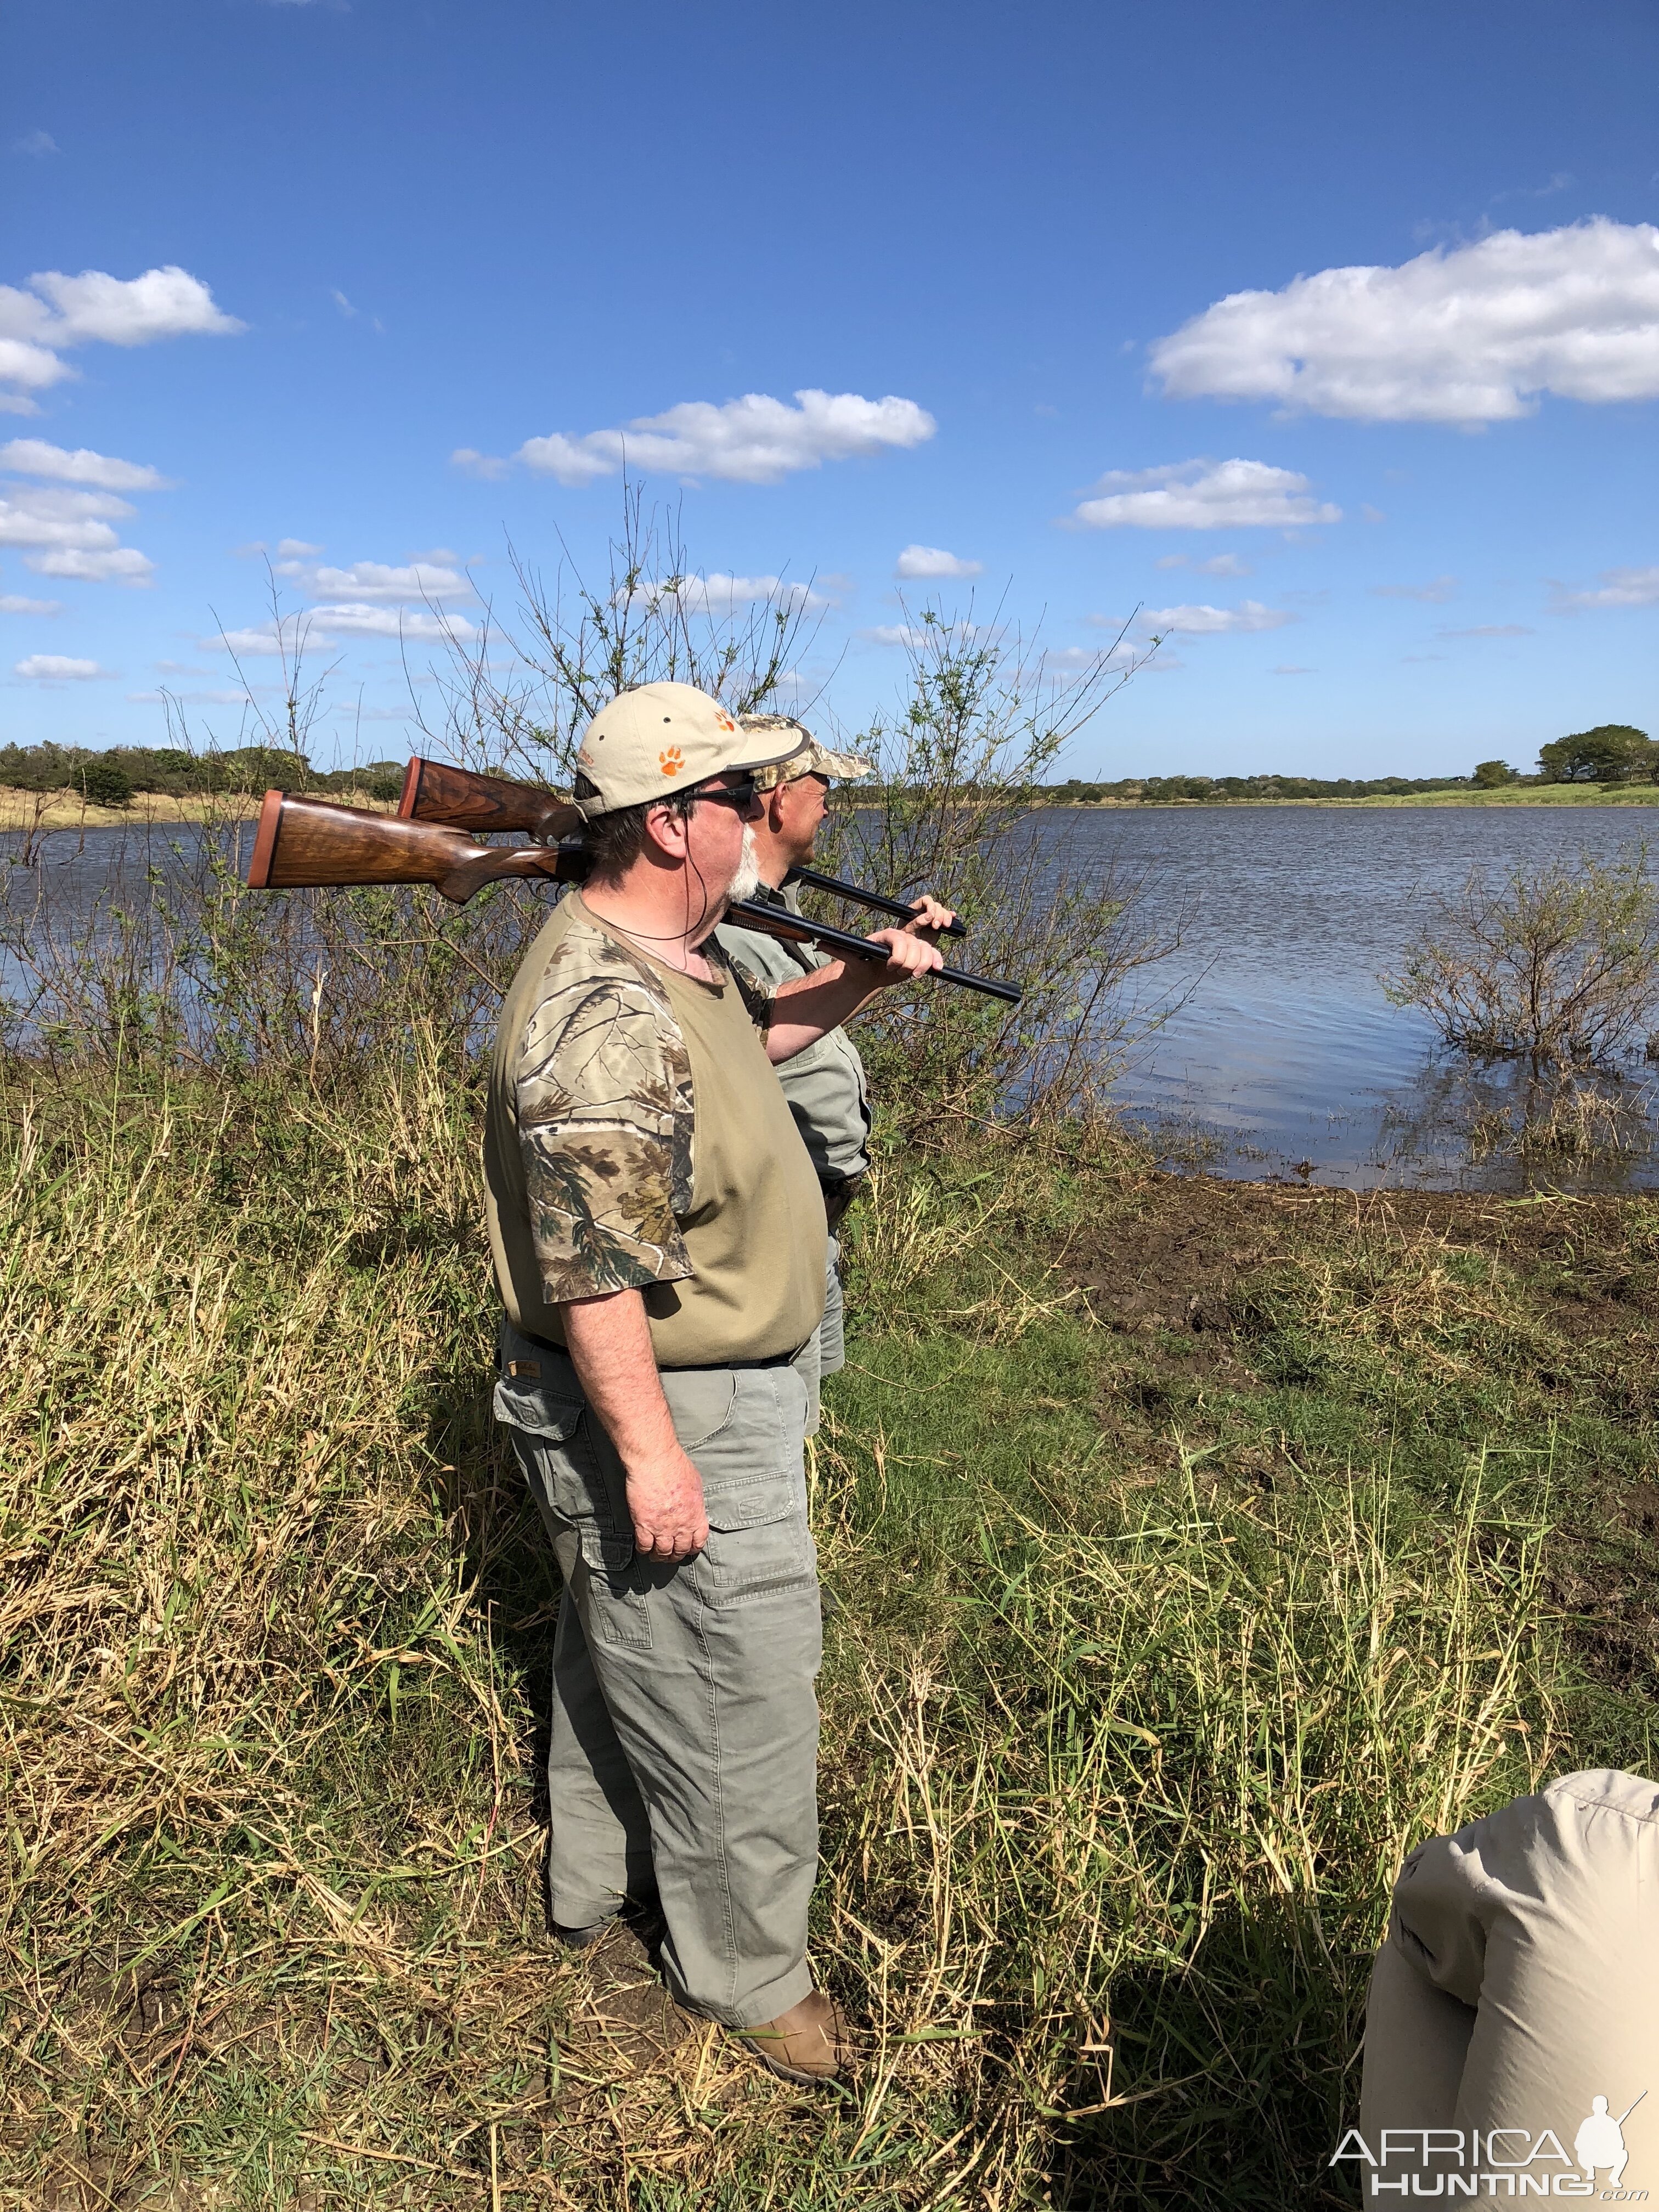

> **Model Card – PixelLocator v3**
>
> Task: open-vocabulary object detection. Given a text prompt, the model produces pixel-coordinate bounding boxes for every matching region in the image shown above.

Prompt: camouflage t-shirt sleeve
[514,920,695,1301]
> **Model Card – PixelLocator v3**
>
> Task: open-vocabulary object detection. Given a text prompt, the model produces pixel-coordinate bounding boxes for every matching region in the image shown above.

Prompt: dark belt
[505,1327,802,1377]
[820,1170,867,1233]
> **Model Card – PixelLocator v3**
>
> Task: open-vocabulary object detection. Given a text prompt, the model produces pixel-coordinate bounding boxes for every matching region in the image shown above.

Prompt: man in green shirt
[483,683,953,2085]
[715,716,953,1388]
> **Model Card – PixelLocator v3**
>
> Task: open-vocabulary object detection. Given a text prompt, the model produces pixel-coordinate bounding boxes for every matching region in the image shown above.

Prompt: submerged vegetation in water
[1384,847,1659,1070]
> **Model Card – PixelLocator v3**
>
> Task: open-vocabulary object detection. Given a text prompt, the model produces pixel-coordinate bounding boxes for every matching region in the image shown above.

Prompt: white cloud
[285,558,475,604]
[0,263,242,412]
[1150,218,1659,425]
[275,537,322,558]
[1551,564,1659,611]
[622,572,828,617]
[862,620,977,648]
[1155,551,1253,577]
[1073,459,1340,531]
[15,652,106,680]
[1437,624,1534,639]
[28,266,244,347]
[895,544,983,579]
[12,131,58,157]
[0,484,154,584]
[0,592,60,614]
[32,547,154,583]
[1138,599,1293,635]
[210,605,475,654]
[0,437,170,490]
[511,388,936,487]
[1372,575,1458,603]
[451,446,509,481]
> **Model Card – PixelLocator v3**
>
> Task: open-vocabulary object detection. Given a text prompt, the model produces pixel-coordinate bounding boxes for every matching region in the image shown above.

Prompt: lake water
[1042,805,1659,1191]
[5,805,1658,1192]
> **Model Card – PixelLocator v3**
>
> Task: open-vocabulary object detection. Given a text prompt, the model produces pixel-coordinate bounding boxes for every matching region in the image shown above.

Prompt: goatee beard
[727,827,761,905]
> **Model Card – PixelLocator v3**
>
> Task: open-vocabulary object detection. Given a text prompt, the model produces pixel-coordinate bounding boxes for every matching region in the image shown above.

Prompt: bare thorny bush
[3,492,1177,1128]
[1386,848,1659,1069]
[1380,849,1659,1169]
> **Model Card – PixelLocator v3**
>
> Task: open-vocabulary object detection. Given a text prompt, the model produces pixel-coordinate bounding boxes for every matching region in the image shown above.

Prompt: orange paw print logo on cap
[714,711,736,733]
[659,746,684,776]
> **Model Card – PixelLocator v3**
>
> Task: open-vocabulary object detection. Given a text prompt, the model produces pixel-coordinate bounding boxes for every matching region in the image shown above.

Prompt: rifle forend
[400,756,583,843]
[246,790,572,904]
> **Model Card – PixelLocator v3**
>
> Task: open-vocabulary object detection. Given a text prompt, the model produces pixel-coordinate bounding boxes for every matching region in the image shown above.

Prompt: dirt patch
[1063,1173,1658,1360]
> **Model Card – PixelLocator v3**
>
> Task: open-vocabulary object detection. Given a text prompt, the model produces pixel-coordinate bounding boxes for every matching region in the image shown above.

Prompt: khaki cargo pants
[494,1322,822,2030]
[1358,1769,1659,2197]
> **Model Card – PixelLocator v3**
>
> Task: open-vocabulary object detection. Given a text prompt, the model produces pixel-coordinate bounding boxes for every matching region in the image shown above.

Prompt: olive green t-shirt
[716,883,872,1182]
[484,891,826,1368]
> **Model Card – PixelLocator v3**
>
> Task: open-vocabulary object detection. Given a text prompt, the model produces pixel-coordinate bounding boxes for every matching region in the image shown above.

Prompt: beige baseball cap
[572,682,808,817]
[740,713,875,792]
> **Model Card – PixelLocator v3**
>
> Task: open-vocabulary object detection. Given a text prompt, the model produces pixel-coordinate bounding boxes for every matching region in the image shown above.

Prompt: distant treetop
[1537,725,1655,785]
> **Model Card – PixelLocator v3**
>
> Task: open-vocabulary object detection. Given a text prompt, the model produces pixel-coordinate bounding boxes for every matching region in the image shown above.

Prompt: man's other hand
[625,1446,710,1559]
[904,894,958,940]
[864,925,946,985]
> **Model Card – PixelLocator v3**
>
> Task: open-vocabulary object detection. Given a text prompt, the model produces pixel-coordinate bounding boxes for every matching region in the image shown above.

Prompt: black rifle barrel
[725,896,1018,1005]
[540,842,1013,1005]
[783,862,968,939]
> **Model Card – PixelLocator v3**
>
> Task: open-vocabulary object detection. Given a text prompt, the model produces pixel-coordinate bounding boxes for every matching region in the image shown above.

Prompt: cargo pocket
[578,1523,653,1648]
[493,1364,628,1533]
[658,1367,739,1452]
[695,1479,815,1607]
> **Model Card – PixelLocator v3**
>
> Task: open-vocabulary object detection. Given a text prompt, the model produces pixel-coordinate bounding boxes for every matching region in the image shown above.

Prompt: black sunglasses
[686,777,759,811]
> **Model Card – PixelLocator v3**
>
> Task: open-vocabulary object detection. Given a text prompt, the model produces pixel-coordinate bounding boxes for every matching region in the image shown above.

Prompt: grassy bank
[3,1065,1657,2209]
[1064,786,1659,809]
[0,788,266,833]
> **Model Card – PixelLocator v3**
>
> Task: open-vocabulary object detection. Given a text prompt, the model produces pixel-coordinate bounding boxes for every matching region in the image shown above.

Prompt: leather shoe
[736,1990,854,2084]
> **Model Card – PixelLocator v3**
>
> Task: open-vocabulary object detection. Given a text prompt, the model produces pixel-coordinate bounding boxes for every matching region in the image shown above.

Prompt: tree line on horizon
[0,721,1651,811]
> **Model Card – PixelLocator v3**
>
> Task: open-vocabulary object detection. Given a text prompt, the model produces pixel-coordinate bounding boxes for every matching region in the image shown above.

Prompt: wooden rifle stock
[246,789,573,903]
[400,754,969,939]
[398,756,584,843]
[245,793,1022,1003]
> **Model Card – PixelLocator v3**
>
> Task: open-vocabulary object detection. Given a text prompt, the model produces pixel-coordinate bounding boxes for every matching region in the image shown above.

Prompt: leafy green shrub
[74,760,133,808]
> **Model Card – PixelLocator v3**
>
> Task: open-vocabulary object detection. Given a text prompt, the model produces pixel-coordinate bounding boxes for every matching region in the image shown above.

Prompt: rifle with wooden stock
[397,755,969,939]
[245,782,1023,1005]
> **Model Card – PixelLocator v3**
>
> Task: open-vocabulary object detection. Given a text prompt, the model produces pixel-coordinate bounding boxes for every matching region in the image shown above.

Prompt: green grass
[3,1067,1656,2208]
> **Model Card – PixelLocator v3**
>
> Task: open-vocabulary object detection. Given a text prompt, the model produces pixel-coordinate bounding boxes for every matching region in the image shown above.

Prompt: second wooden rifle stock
[246,791,1023,1005]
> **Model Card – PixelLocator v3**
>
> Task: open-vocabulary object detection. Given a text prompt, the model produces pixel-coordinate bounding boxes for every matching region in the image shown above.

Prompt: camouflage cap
[739,714,875,792]
[573,683,807,817]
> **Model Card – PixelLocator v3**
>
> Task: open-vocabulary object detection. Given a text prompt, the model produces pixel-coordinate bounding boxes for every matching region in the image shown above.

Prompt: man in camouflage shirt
[483,682,953,2085]
[716,719,952,1394]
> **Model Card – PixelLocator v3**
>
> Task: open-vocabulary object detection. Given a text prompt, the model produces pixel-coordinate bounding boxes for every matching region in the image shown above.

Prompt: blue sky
[4,0,1658,778]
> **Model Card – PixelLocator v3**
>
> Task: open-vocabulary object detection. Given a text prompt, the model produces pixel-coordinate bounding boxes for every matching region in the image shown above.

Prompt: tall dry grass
[1,1056,1573,2208]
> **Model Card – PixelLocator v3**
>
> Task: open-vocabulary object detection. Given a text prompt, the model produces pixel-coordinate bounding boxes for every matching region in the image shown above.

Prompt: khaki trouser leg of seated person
[497,1330,823,2032]
[1360,1769,1659,2192]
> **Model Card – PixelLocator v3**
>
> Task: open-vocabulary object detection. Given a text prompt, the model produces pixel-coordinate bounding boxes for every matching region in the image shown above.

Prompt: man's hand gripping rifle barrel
[244,759,1022,1004]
